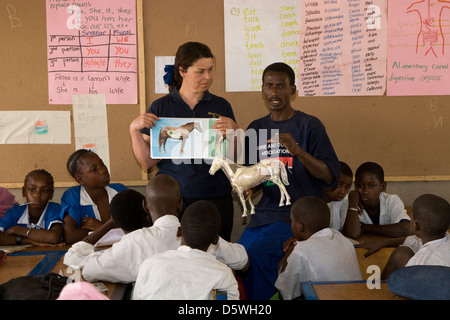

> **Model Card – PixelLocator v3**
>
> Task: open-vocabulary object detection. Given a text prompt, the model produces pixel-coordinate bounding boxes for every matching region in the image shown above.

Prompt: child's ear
[381,181,387,192]
[22,186,26,198]
[211,234,219,245]
[75,174,83,185]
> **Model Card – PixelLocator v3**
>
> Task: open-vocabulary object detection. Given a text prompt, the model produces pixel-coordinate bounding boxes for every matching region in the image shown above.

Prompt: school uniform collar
[17,203,48,229]
[310,227,333,239]
[79,185,117,206]
[153,214,180,227]
[422,234,449,247]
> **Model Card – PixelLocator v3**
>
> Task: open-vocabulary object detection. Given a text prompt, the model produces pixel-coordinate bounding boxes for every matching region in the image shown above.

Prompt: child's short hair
[355,161,384,183]
[181,200,220,250]
[24,169,54,189]
[110,189,149,233]
[66,149,91,178]
[412,194,450,236]
[339,161,353,179]
[291,196,330,234]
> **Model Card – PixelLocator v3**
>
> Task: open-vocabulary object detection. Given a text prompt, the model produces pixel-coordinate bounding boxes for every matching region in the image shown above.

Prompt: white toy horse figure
[209,156,291,217]
[158,121,202,154]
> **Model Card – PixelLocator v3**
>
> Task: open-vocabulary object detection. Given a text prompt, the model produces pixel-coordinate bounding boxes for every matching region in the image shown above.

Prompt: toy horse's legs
[234,186,248,217]
[248,197,255,215]
[270,176,291,206]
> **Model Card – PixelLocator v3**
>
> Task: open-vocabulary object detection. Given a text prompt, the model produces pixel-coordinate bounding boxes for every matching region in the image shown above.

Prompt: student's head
[170,42,215,93]
[290,196,330,240]
[262,62,296,113]
[354,162,386,208]
[179,200,220,251]
[22,169,54,212]
[110,189,152,234]
[324,161,353,202]
[66,149,110,188]
[145,174,182,222]
[411,194,450,240]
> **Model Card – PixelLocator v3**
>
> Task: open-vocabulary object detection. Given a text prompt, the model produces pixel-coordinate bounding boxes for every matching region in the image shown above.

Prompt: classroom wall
[2,0,450,243]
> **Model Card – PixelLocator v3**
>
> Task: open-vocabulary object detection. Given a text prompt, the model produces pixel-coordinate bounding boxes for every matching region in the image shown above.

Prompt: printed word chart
[46,0,137,104]
[224,0,301,92]
[298,0,387,96]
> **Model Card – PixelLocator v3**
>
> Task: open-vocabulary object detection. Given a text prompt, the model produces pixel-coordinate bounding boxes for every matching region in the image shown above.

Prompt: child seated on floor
[60,149,127,244]
[0,170,63,246]
[275,196,362,300]
[132,200,240,300]
[381,193,450,280]
[0,187,17,219]
[324,161,353,230]
[340,162,411,239]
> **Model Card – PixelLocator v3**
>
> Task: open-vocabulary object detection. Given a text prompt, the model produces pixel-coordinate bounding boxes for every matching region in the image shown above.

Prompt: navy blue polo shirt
[244,111,340,228]
[141,89,235,198]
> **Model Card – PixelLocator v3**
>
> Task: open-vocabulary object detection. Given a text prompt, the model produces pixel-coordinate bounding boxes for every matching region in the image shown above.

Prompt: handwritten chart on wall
[46,0,137,104]
[224,0,301,92]
[298,0,387,96]
[387,0,450,96]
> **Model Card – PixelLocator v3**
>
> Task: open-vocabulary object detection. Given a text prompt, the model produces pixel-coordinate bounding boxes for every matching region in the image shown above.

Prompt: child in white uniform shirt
[341,162,411,239]
[133,200,240,300]
[64,174,248,283]
[324,161,353,230]
[381,194,450,279]
[275,196,362,300]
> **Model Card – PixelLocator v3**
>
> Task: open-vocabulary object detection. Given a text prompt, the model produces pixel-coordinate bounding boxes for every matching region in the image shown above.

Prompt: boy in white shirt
[64,174,248,283]
[132,200,239,300]
[275,196,362,300]
[381,193,450,279]
[324,161,353,230]
[340,162,411,239]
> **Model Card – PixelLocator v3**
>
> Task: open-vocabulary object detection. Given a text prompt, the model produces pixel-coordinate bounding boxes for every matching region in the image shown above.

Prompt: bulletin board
[1,0,450,189]
[0,0,146,187]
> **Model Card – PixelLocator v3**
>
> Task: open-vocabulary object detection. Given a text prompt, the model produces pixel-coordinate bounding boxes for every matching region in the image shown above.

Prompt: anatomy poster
[387,0,450,95]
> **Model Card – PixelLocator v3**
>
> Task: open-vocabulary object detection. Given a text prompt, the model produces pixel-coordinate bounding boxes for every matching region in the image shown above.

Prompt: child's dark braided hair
[66,149,91,179]
[24,169,54,189]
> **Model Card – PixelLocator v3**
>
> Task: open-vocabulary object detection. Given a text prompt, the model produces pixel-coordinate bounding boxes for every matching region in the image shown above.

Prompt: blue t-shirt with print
[244,111,340,228]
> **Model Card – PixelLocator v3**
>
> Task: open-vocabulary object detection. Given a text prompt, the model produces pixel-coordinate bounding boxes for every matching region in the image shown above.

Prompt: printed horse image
[209,156,290,217]
[158,122,202,154]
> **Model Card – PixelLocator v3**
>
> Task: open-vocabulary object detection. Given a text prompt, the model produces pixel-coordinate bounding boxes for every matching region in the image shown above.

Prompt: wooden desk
[301,281,407,300]
[0,246,130,300]
[353,233,396,280]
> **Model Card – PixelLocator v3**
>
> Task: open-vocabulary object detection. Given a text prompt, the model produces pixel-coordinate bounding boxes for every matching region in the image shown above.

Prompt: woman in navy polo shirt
[129,42,238,241]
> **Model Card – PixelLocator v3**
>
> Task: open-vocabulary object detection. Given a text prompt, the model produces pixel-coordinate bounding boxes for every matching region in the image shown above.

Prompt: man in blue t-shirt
[238,62,340,300]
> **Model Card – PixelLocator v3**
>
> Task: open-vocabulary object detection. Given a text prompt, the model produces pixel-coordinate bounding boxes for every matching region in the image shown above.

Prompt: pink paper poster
[46,0,137,104]
[298,0,387,96]
[387,0,450,96]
